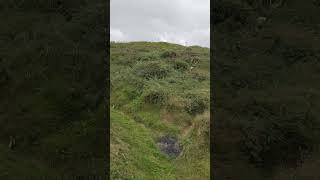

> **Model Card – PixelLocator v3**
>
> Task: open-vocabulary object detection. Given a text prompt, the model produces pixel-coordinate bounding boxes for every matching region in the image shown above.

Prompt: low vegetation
[110,42,210,179]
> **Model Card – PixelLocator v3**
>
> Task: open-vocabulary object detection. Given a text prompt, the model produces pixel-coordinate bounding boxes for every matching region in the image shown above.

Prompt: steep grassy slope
[110,42,210,179]
[110,110,175,179]
[213,0,320,179]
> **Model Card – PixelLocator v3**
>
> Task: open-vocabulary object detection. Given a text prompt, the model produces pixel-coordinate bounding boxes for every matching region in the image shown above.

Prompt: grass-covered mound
[110,42,210,179]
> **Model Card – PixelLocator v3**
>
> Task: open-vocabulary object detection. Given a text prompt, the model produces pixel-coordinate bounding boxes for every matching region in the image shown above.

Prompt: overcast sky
[110,0,210,47]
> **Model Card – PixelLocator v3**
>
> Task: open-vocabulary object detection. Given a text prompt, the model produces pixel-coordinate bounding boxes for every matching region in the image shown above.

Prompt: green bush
[137,52,159,61]
[160,50,178,58]
[173,60,189,71]
[184,96,207,115]
[133,61,169,79]
[143,89,167,105]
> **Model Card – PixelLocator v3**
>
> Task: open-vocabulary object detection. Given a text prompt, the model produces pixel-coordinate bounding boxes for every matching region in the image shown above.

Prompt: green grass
[111,109,175,180]
[174,112,210,180]
[111,42,210,179]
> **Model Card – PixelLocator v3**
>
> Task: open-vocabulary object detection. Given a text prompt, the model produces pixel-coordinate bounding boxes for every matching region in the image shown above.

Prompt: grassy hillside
[110,42,210,179]
[213,0,320,179]
[0,1,107,179]
[110,110,175,179]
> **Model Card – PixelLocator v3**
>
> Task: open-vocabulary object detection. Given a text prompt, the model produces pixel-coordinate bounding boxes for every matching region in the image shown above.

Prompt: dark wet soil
[156,135,181,157]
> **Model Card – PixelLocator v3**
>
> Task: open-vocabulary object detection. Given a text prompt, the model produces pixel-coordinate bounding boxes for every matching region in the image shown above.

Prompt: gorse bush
[143,89,168,105]
[137,52,160,61]
[133,61,169,79]
[173,60,189,71]
[160,50,178,58]
[184,96,208,116]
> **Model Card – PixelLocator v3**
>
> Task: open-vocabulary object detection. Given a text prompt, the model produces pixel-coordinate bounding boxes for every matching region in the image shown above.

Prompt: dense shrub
[173,60,189,71]
[133,61,169,79]
[143,89,168,105]
[137,52,159,61]
[184,96,208,115]
[160,50,178,58]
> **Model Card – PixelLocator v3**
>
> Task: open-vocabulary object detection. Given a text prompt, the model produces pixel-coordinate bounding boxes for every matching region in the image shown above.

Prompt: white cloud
[110,28,126,42]
[110,0,210,47]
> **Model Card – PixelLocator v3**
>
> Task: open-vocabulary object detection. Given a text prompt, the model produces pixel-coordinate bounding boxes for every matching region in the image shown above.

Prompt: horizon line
[109,40,210,48]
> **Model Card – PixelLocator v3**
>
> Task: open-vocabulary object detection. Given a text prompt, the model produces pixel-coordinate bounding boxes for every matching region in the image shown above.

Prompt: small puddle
[156,135,181,157]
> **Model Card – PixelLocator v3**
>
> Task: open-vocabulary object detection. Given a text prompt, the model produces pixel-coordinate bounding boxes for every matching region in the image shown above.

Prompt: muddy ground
[157,135,182,157]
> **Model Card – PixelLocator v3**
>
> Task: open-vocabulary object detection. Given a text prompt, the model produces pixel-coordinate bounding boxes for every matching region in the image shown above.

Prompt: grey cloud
[111,0,210,47]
